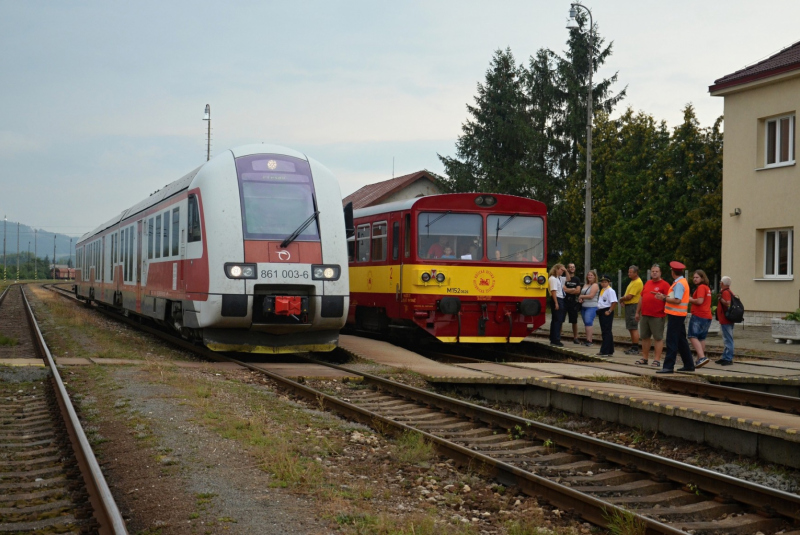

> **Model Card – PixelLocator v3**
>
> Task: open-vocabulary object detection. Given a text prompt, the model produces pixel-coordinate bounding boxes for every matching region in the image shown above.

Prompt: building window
[765,115,795,167]
[764,228,793,278]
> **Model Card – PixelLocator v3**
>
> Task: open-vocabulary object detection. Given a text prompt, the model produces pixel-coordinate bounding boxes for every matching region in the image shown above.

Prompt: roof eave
[710,63,800,95]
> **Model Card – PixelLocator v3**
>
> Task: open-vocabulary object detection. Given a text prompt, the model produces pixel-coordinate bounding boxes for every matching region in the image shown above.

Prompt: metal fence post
[617,270,623,317]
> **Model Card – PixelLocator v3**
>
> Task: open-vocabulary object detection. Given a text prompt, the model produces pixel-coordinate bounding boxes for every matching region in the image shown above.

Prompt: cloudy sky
[2,1,799,237]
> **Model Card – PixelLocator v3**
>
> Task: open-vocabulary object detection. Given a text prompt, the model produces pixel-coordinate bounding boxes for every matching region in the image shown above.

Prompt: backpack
[725,293,745,323]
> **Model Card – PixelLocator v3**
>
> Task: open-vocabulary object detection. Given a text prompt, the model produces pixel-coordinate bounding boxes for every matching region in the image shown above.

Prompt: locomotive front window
[487,215,544,262]
[236,154,320,241]
[418,212,482,261]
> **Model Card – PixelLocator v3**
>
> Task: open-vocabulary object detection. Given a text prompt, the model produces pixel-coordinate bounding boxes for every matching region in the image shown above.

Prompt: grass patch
[0,333,18,346]
[395,431,435,465]
[602,507,646,535]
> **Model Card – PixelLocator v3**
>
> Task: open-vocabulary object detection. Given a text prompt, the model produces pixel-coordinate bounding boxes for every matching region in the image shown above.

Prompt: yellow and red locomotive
[347,193,548,343]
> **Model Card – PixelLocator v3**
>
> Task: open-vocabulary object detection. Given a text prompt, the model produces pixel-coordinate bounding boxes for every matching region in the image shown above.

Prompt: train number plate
[260,269,310,280]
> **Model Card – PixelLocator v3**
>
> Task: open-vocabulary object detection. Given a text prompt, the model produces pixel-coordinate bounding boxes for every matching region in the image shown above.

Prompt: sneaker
[573,338,582,345]
[583,342,593,347]
[597,352,613,357]
[550,342,564,347]
[624,347,639,355]
[677,367,695,372]
[714,358,733,366]
[655,369,674,374]
[695,357,709,368]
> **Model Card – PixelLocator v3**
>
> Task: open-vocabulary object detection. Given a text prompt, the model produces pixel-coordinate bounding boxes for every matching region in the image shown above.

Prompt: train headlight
[311,265,341,280]
[225,263,257,279]
[421,272,432,282]
[523,275,533,285]
[435,272,446,283]
[537,275,547,285]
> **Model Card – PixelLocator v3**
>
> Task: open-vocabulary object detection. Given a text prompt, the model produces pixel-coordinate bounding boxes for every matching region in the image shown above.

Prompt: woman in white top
[597,274,618,356]
[577,269,599,346]
[548,263,566,346]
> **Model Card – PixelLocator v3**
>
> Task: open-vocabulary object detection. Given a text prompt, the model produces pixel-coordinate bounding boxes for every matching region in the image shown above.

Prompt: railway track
[421,346,800,414]
[1,285,127,534]
[40,284,800,534]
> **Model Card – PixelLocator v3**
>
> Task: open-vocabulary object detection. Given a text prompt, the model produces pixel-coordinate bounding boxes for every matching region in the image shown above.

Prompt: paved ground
[538,313,800,357]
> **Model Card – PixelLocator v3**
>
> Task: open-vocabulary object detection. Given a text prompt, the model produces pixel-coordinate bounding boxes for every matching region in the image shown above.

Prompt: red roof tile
[710,40,800,93]
[342,171,440,209]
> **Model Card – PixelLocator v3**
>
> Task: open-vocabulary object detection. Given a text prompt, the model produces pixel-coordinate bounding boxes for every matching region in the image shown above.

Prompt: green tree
[438,48,532,196]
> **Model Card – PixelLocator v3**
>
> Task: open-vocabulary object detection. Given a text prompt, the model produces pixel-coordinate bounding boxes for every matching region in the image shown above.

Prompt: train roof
[353,193,546,219]
[77,144,313,244]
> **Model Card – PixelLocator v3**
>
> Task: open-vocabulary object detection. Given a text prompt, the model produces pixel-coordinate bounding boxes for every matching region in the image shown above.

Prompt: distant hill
[0,220,78,263]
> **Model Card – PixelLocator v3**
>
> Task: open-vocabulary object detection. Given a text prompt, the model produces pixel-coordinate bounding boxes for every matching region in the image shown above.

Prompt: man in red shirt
[716,276,735,365]
[633,264,672,367]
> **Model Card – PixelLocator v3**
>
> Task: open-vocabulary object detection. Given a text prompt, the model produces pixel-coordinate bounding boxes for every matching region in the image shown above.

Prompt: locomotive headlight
[421,272,432,282]
[537,275,547,285]
[435,272,446,283]
[523,275,533,285]
[224,263,257,279]
[311,265,341,280]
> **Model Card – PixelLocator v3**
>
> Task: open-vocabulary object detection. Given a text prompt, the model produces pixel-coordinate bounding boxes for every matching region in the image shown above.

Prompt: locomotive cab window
[488,215,544,262]
[418,212,482,261]
[188,194,202,243]
[235,154,320,241]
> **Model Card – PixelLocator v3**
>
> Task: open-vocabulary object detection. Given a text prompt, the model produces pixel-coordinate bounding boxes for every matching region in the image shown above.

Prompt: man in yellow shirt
[620,265,643,355]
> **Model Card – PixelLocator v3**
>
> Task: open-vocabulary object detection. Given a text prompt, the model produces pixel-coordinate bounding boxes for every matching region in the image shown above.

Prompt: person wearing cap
[548,263,567,347]
[596,274,618,357]
[655,261,694,374]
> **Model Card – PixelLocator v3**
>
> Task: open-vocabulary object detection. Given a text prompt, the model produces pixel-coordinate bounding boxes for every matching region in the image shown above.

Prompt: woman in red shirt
[688,270,713,367]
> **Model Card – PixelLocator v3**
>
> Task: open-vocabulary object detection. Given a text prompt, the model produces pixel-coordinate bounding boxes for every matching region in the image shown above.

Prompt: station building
[711,40,800,324]
[343,170,442,209]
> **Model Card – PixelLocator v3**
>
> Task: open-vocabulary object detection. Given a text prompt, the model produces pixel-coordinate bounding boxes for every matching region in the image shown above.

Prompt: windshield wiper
[280,211,320,248]
[495,213,519,246]
[424,211,452,236]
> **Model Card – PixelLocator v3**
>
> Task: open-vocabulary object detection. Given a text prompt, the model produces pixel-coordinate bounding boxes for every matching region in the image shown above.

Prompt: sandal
[651,360,661,368]
[634,359,649,365]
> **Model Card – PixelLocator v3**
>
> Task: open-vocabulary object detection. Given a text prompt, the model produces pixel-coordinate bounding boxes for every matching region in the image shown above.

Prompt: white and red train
[75,144,351,353]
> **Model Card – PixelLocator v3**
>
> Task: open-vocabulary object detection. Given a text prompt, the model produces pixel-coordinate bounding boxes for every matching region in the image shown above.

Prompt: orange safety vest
[664,277,690,317]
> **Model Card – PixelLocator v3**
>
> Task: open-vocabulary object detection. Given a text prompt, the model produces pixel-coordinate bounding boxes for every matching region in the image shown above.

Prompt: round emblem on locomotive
[472,269,496,294]
[267,159,278,170]
[277,250,291,261]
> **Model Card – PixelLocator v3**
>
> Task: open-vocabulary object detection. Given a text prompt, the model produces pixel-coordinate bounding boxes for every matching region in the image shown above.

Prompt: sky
[2,0,800,238]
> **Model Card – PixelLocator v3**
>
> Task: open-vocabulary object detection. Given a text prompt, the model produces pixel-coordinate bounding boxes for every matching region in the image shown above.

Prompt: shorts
[639,315,665,341]
[565,299,580,324]
[688,315,712,341]
[624,304,638,330]
[581,306,598,327]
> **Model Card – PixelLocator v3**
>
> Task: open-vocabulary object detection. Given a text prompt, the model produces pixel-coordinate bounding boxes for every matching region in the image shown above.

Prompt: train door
[386,214,403,318]
[136,220,143,310]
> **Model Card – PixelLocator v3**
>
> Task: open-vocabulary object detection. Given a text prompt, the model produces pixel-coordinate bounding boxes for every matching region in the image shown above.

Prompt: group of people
[548,262,736,373]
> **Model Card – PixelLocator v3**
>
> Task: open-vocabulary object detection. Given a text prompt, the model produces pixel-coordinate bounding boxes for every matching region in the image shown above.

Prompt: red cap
[669,261,686,270]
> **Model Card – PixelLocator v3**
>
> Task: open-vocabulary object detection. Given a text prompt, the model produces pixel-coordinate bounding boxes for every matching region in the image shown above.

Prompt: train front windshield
[487,215,544,262]
[236,154,320,241]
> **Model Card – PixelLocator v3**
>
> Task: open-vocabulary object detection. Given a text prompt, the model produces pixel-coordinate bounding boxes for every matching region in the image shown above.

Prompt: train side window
[122,230,128,282]
[147,218,153,259]
[128,226,134,282]
[392,222,400,260]
[356,224,370,262]
[188,195,202,242]
[110,236,114,282]
[347,238,355,263]
[155,216,162,259]
[172,208,180,256]
[372,221,387,262]
[404,214,411,258]
[162,211,170,258]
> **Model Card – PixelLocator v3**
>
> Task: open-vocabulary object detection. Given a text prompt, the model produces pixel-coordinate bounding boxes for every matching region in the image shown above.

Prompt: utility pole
[3,216,6,282]
[203,104,211,161]
[16,222,19,282]
[53,235,56,280]
[34,229,37,280]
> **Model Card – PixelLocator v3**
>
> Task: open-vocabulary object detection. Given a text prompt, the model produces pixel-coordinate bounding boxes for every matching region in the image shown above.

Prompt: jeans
[549,297,565,343]
[663,314,694,371]
[598,307,614,355]
[581,306,598,327]
[720,323,734,362]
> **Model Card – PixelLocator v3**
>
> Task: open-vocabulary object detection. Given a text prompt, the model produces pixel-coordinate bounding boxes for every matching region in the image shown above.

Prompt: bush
[784,309,800,322]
